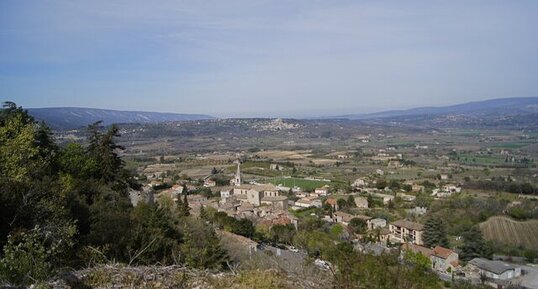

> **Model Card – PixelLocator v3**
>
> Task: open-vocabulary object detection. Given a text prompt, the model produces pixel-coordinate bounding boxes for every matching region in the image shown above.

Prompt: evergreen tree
[182,193,190,216]
[232,218,254,238]
[176,193,190,217]
[337,198,347,210]
[348,218,367,234]
[199,205,207,220]
[128,203,182,265]
[423,217,449,248]
[86,122,126,184]
[175,194,184,215]
[459,226,491,261]
[181,221,227,269]
[347,195,356,208]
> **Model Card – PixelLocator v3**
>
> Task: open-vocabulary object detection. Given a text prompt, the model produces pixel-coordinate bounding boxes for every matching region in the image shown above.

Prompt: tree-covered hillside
[0,103,225,286]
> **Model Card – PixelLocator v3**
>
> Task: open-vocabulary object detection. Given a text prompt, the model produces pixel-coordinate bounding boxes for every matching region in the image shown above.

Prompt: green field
[271,177,330,191]
[457,153,506,166]
[291,207,321,218]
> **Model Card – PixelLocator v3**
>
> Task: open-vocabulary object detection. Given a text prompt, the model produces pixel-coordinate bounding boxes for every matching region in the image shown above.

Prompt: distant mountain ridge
[335,97,538,120]
[27,107,215,129]
[26,97,538,130]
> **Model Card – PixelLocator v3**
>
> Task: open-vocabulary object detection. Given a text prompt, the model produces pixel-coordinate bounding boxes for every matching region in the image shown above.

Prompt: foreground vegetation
[0,103,226,286]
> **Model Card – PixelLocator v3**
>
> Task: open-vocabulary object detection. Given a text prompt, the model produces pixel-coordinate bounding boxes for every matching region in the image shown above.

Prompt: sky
[1,1,537,118]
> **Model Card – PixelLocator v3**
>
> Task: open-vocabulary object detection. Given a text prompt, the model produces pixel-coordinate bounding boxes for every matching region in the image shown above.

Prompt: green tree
[423,217,449,248]
[0,103,65,250]
[403,250,432,270]
[524,249,537,263]
[293,231,333,258]
[86,199,132,261]
[231,218,255,238]
[348,218,367,234]
[376,179,387,190]
[181,220,227,269]
[337,198,348,210]
[459,226,492,261]
[0,107,54,183]
[86,121,126,184]
[347,195,356,208]
[389,179,401,190]
[128,203,182,265]
[179,193,190,217]
[199,205,208,220]
[270,224,296,245]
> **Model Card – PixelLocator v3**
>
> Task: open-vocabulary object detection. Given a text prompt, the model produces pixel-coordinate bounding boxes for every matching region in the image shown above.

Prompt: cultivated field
[479,216,538,249]
[255,150,312,160]
[271,177,330,191]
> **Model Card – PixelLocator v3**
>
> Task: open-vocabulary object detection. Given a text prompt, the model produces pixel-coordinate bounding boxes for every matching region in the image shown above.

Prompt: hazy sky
[1,1,537,117]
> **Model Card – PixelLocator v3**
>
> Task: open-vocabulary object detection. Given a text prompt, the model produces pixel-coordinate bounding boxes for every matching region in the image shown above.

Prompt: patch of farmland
[271,177,330,191]
[479,216,538,250]
[255,150,312,160]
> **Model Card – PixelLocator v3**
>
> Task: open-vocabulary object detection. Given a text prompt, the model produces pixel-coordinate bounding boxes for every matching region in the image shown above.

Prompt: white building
[220,189,232,199]
[314,186,330,196]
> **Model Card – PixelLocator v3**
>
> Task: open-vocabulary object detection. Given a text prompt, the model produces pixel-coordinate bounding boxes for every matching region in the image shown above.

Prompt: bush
[0,222,76,285]
[507,207,532,220]
[524,250,537,263]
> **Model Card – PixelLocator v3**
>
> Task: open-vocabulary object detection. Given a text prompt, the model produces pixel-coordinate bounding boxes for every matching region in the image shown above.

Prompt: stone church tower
[232,160,242,186]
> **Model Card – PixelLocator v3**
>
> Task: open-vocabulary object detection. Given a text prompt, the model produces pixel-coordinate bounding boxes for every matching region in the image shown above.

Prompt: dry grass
[47,265,328,289]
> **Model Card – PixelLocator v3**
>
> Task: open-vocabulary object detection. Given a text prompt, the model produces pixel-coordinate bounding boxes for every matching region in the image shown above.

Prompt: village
[131,148,538,289]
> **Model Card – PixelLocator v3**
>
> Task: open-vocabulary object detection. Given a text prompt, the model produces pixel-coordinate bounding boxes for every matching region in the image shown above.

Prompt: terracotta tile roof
[273,216,291,226]
[326,198,337,205]
[432,246,454,259]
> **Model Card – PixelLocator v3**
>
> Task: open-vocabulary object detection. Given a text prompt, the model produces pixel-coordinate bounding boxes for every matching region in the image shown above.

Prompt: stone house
[368,218,387,230]
[431,246,459,272]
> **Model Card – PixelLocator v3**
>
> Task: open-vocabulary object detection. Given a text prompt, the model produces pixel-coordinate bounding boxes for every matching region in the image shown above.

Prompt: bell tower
[233,160,242,186]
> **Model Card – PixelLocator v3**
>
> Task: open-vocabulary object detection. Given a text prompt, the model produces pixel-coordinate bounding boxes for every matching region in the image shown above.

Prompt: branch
[129,237,157,266]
